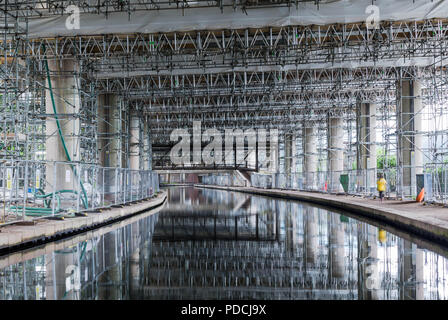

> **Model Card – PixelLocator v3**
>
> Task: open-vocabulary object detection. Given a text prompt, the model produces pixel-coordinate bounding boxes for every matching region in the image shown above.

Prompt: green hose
[10,189,84,217]
[42,43,88,209]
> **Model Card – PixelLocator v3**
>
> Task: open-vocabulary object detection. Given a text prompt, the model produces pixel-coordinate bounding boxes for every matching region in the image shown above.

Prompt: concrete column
[98,94,121,198]
[97,94,121,167]
[357,103,377,192]
[284,133,296,174]
[129,112,141,170]
[142,116,152,170]
[327,117,344,192]
[303,127,317,189]
[284,133,296,188]
[398,79,423,197]
[269,130,279,188]
[45,59,80,191]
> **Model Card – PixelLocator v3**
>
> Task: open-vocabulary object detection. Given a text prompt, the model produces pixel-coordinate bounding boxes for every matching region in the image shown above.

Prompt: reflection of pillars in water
[357,224,379,300]
[329,214,345,279]
[129,248,140,299]
[181,187,185,204]
[97,232,120,300]
[141,241,152,287]
[304,206,318,265]
[285,202,297,253]
[44,248,80,300]
[416,248,424,300]
[129,222,141,299]
[399,240,425,300]
[399,240,412,299]
[276,201,281,241]
[266,200,275,237]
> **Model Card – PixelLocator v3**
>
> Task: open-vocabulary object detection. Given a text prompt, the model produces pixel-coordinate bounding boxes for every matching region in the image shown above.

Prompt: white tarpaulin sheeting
[26,0,448,38]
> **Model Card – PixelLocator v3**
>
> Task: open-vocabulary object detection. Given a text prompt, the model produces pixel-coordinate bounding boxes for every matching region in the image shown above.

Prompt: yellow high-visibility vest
[377,178,387,192]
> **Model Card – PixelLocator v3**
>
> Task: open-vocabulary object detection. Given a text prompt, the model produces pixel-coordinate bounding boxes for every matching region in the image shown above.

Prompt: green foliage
[377,148,396,169]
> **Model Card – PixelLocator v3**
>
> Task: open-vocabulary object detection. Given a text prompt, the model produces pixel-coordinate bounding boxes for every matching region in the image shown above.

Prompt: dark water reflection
[1,186,448,300]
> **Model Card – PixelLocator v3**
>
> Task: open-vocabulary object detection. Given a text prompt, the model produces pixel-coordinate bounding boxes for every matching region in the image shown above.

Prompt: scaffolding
[1,3,448,224]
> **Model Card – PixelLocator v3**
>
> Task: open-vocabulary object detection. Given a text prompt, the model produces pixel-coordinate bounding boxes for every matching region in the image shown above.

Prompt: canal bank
[195,184,448,246]
[0,190,167,255]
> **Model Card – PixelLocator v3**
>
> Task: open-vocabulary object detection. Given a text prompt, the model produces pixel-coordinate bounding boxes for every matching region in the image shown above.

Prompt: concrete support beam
[327,117,344,192]
[398,79,423,197]
[303,127,317,189]
[45,59,80,191]
[356,102,377,192]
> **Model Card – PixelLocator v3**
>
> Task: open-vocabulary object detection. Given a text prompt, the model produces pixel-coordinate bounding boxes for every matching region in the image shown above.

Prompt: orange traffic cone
[416,188,424,202]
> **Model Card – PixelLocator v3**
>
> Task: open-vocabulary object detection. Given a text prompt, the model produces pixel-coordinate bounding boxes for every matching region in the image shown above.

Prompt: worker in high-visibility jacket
[376,174,387,202]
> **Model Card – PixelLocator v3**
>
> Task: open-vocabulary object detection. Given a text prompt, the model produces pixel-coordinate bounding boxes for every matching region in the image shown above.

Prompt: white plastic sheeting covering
[26,0,448,38]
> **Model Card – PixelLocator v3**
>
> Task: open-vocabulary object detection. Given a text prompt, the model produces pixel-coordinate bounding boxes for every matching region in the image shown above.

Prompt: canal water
[0,186,447,300]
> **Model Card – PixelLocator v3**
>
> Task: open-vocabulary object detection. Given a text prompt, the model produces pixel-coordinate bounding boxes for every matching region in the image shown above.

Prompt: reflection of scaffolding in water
[145,240,357,300]
[0,211,158,300]
[0,201,448,300]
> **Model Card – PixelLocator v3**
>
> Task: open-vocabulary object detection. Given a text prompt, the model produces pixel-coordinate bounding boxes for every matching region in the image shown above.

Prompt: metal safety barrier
[0,160,160,224]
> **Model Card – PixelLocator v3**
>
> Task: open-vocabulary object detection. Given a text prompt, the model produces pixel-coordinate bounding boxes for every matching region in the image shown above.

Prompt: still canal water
[0,186,447,300]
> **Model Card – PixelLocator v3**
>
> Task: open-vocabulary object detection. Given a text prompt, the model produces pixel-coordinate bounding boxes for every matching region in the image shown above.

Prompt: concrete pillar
[305,207,318,264]
[45,59,80,191]
[303,127,317,189]
[357,103,377,192]
[327,117,344,192]
[143,116,152,170]
[284,133,296,175]
[269,130,279,188]
[284,133,296,188]
[398,79,423,197]
[97,94,121,167]
[129,112,141,170]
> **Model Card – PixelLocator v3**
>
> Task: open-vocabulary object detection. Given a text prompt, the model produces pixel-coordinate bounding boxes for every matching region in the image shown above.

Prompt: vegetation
[377,148,396,169]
